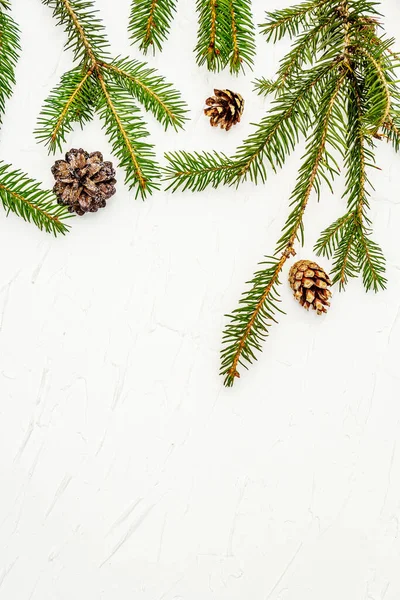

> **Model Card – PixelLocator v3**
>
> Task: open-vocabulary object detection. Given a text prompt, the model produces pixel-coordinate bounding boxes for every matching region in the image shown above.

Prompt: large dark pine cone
[289,260,332,315]
[204,89,244,131]
[52,149,116,216]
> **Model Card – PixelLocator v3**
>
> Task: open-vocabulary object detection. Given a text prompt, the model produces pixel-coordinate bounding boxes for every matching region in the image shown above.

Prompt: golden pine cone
[204,89,244,131]
[289,260,332,315]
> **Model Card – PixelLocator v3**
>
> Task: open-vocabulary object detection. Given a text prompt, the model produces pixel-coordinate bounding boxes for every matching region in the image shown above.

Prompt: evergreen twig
[128,0,177,55]
[226,0,257,74]
[99,58,187,131]
[0,0,20,125]
[0,2,70,235]
[37,0,188,199]
[165,0,399,386]
[0,162,71,235]
[195,0,256,74]
[195,0,231,72]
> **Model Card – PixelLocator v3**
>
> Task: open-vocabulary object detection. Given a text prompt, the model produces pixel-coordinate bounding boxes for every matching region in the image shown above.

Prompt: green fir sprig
[195,0,256,74]
[37,0,188,199]
[165,0,398,386]
[128,0,256,74]
[0,162,71,235]
[0,2,70,235]
[129,0,177,55]
[0,0,19,126]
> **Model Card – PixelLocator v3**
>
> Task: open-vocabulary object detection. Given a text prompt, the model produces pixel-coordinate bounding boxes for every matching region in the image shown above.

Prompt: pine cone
[52,149,116,216]
[289,260,332,315]
[204,89,244,131]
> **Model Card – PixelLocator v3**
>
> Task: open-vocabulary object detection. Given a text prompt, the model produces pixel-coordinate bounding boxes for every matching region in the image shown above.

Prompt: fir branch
[346,79,386,291]
[232,61,339,185]
[276,73,346,253]
[167,0,398,385]
[38,0,187,198]
[129,0,177,54]
[0,4,69,236]
[225,0,256,74]
[255,15,338,97]
[253,77,275,97]
[316,75,386,291]
[314,212,353,259]
[330,218,359,289]
[357,233,386,291]
[42,0,110,65]
[35,66,98,153]
[195,0,255,73]
[357,46,391,133]
[221,72,346,386]
[0,3,20,125]
[99,58,187,131]
[164,151,236,192]
[260,0,330,42]
[266,16,338,95]
[97,71,159,198]
[164,60,337,191]
[195,0,230,72]
[221,254,287,387]
[0,162,71,235]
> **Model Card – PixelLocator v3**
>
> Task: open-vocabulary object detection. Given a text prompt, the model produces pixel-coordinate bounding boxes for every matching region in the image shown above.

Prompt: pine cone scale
[83,178,99,196]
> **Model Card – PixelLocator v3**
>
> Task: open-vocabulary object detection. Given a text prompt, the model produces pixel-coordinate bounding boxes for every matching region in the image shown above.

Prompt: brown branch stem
[208,0,217,55]
[144,0,158,46]
[229,0,239,65]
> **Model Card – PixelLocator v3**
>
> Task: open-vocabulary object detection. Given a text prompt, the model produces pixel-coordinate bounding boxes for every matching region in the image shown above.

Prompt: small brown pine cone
[204,89,244,131]
[52,149,116,216]
[289,260,332,315]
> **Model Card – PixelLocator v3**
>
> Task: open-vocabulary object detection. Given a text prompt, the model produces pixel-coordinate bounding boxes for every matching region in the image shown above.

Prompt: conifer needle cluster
[0,1,70,235]
[165,0,399,386]
[37,0,188,199]
[129,0,256,74]
[0,0,19,126]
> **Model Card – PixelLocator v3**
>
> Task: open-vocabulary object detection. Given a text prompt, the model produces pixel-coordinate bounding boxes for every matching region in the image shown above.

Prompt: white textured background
[1,1,400,598]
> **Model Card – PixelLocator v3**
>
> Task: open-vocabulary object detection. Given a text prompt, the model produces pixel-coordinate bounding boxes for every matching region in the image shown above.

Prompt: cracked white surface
[1,1,400,599]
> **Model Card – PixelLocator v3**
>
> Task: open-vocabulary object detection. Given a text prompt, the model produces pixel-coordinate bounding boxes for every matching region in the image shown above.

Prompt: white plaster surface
[1,1,400,598]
